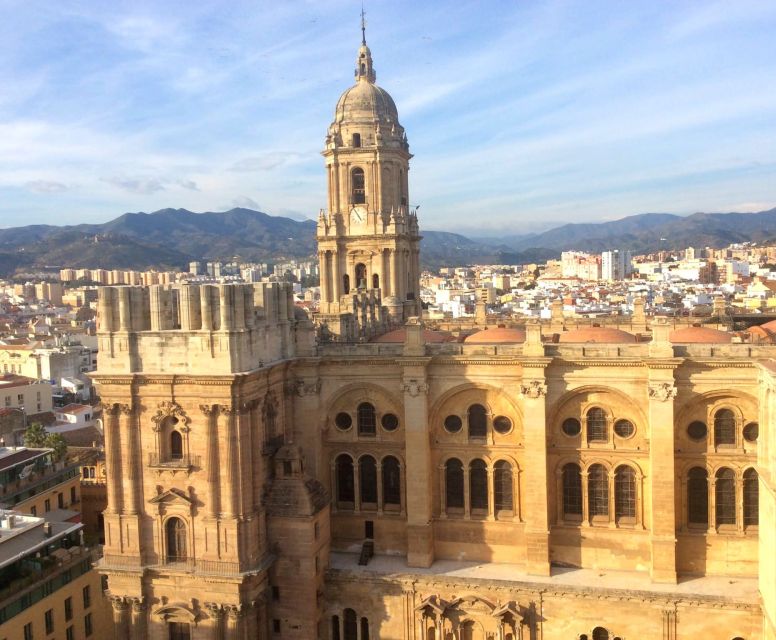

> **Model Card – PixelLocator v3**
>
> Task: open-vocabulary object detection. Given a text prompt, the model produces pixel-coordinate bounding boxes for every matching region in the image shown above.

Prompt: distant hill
[0,206,774,277]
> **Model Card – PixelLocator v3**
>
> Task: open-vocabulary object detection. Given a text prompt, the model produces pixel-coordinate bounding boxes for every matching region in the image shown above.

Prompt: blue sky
[1,1,775,235]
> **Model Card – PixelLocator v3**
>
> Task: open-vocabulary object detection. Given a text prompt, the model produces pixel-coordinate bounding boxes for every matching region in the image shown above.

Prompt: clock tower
[316,23,421,337]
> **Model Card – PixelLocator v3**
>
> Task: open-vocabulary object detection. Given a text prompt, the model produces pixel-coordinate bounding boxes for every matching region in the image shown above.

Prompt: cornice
[431,358,520,367]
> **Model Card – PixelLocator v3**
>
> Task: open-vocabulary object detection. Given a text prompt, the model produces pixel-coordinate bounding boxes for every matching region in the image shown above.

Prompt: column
[519,366,552,576]
[332,251,342,301]
[401,358,434,567]
[219,406,240,518]
[200,404,221,518]
[390,249,399,299]
[201,286,213,331]
[104,405,123,514]
[110,596,130,640]
[118,287,131,331]
[205,603,225,640]
[487,468,495,521]
[647,370,679,583]
[121,405,139,515]
[320,252,330,305]
[225,605,243,640]
[463,465,471,519]
[130,598,147,640]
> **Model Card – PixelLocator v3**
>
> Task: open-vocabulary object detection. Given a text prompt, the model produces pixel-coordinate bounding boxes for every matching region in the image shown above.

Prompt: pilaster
[400,352,434,567]
[518,358,552,576]
[647,360,681,583]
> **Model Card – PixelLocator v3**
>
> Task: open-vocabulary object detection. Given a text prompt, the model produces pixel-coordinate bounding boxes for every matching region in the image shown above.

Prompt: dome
[335,79,399,125]
[464,327,526,344]
[559,326,636,343]
[371,328,451,343]
[669,326,732,343]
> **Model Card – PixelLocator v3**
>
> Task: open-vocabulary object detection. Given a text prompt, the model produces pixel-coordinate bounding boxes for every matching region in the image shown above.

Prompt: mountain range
[1,206,775,277]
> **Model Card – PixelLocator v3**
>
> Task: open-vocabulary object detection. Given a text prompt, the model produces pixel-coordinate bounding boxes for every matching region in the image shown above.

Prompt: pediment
[148,488,192,506]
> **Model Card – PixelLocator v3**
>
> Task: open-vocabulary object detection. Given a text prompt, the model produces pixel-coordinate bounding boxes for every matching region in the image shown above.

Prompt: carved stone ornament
[401,379,429,397]
[648,382,677,402]
[150,401,190,431]
[520,380,547,399]
[295,378,322,397]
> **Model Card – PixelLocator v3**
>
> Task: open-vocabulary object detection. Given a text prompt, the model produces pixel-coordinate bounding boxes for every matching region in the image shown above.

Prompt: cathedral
[93,27,775,640]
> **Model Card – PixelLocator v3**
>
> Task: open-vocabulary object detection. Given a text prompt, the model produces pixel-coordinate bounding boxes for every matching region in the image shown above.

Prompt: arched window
[336,454,355,505]
[588,464,609,518]
[714,408,736,446]
[170,430,183,460]
[355,263,367,289]
[445,459,464,510]
[382,456,401,507]
[165,517,187,562]
[343,608,358,640]
[360,618,370,640]
[359,456,377,506]
[494,461,513,513]
[468,404,487,438]
[562,463,582,517]
[586,408,607,443]
[351,168,366,204]
[715,467,736,525]
[470,459,488,512]
[372,273,379,289]
[357,403,376,435]
[687,467,709,526]
[343,274,350,295]
[614,465,636,520]
[744,468,759,527]
[592,628,609,640]
[331,616,341,640]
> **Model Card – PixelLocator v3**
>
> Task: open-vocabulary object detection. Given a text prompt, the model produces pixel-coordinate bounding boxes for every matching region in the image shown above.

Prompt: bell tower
[316,20,421,337]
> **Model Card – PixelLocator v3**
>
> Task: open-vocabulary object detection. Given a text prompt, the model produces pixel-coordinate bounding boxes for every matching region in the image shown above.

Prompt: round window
[334,412,352,430]
[561,417,581,437]
[381,413,399,431]
[687,421,707,441]
[614,419,635,439]
[743,422,759,442]
[493,415,512,434]
[444,415,462,433]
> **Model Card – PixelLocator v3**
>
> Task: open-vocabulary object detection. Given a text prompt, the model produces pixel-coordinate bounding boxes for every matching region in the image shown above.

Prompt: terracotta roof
[669,326,732,343]
[58,404,92,414]
[370,328,452,343]
[559,326,636,343]
[464,327,526,343]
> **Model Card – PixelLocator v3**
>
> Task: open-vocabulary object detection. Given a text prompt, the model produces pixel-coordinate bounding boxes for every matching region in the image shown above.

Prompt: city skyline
[2,0,776,233]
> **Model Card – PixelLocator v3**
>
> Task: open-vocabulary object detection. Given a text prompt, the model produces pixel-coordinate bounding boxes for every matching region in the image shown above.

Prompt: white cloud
[25,180,68,194]
[102,176,166,195]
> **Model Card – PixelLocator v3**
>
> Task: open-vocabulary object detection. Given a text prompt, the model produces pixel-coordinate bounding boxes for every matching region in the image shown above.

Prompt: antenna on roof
[361,3,367,45]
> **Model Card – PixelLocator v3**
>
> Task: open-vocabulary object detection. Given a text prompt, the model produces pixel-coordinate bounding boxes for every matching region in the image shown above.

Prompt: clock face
[350,206,366,224]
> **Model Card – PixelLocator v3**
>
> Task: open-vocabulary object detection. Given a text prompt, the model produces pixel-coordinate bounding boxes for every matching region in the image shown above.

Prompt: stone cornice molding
[431,358,519,366]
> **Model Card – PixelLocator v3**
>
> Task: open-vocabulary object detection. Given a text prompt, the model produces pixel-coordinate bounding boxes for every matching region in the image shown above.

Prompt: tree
[23,423,68,461]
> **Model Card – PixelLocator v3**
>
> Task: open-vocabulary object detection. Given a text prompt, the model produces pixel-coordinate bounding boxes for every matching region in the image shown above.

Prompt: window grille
[357,403,376,435]
[351,168,366,204]
[715,467,736,525]
[562,463,582,516]
[468,404,487,438]
[744,468,759,526]
[469,459,488,511]
[586,408,607,442]
[588,464,609,517]
[614,465,636,519]
[445,459,464,509]
[713,409,736,445]
[382,456,401,505]
[494,460,513,512]
[336,454,355,504]
[359,456,377,504]
[687,467,708,525]
[165,518,187,561]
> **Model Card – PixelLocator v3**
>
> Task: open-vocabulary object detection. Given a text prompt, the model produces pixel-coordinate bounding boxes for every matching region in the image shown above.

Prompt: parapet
[96,282,314,375]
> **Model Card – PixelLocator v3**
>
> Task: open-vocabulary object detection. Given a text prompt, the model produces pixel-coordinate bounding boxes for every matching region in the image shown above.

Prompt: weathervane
[361,3,367,45]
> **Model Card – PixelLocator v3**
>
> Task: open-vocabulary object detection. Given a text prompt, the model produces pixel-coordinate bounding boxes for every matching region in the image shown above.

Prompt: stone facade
[91,32,776,640]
